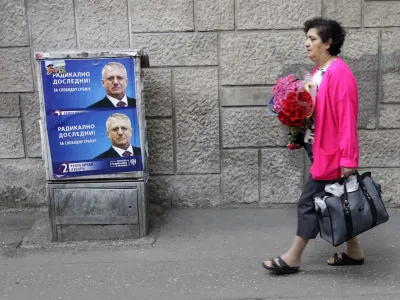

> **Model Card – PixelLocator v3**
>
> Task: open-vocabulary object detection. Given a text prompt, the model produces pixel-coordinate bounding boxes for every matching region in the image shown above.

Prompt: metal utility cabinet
[35,50,149,242]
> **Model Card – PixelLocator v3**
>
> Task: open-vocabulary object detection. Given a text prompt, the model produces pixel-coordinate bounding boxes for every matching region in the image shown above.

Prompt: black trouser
[296,144,336,239]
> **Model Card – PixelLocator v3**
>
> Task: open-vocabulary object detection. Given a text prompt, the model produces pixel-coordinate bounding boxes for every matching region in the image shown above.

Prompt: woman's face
[305,28,331,62]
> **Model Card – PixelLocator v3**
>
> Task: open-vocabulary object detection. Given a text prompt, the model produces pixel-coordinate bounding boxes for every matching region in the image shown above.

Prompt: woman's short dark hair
[303,17,346,56]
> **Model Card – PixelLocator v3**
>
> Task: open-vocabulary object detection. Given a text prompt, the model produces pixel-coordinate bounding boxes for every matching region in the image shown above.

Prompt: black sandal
[262,257,300,275]
[328,252,364,266]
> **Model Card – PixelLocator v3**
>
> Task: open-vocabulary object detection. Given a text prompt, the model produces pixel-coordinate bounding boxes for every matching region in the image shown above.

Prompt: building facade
[1,0,399,209]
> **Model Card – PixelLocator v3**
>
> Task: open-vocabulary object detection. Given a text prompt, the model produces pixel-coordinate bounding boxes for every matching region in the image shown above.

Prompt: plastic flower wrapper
[303,73,317,112]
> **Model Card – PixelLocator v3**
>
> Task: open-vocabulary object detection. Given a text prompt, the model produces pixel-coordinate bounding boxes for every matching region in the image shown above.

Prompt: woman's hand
[340,167,356,178]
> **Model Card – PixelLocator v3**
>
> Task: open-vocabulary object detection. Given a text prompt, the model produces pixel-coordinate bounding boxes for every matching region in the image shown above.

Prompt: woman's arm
[329,70,359,174]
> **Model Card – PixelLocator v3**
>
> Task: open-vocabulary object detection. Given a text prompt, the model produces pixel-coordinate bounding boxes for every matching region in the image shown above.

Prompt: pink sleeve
[330,72,359,168]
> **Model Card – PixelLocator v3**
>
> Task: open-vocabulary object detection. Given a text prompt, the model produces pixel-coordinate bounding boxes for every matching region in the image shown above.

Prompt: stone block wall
[1,0,400,209]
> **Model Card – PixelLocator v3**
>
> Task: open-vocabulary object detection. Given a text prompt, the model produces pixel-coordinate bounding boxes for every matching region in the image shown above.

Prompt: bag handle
[355,171,378,227]
[340,178,353,240]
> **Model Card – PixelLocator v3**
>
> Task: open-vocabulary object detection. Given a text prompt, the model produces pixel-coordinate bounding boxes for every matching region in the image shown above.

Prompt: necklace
[318,57,338,72]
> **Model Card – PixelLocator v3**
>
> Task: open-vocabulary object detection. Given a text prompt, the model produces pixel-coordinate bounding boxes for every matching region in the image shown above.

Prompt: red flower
[297,91,313,117]
[291,117,304,127]
[278,111,291,126]
[277,92,306,127]
[287,143,302,150]
[281,92,297,114]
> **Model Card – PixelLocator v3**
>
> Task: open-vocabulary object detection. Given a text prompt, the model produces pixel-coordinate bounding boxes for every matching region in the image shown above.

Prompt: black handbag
[313,171,389,246]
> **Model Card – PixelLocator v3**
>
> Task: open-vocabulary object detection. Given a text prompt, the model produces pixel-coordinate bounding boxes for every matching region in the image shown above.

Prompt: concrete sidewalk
[1,207,399,300]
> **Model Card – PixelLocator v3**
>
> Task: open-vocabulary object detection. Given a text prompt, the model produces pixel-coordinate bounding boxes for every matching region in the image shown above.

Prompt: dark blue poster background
[40,57,143,178]
[40,58,136,115]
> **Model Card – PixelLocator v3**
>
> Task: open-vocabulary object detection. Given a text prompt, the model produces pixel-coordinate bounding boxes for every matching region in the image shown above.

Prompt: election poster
[40,58,136,115]
[39,57,144,178]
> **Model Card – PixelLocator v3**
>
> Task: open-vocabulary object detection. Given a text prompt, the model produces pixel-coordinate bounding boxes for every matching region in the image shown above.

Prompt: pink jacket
[311,57,359,180]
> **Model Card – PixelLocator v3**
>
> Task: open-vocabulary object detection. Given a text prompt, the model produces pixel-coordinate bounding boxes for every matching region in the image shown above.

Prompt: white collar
[112,144,134,157]
[106,94,128,107]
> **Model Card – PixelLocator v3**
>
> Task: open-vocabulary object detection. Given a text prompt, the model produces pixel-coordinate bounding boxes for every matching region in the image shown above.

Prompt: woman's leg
[263,235,308,268]
[263,174,333,269]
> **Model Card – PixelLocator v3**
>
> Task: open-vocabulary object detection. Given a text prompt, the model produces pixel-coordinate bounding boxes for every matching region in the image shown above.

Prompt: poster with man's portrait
[40,57,143,178]
[40,58,136,115]
[46,108,142,178]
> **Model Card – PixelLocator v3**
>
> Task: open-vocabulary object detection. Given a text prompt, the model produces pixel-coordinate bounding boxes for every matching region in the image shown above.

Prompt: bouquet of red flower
[268,74,316,150]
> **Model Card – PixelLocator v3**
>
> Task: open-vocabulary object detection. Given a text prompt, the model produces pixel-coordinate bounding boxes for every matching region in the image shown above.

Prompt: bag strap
[340,179,353,240]
[355,171,378,227]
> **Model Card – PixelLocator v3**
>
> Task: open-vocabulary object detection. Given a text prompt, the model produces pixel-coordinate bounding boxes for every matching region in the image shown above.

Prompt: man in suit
[95,113,141,159]
[88,62,136,108]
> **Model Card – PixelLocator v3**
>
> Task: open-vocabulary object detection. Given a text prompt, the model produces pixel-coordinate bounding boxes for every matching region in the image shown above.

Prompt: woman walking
[263,17,364,275]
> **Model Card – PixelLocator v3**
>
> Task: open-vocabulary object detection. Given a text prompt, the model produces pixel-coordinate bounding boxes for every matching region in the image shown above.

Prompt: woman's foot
[262,256,300,274]
[262,236,307,274]
[263,253,300,269]
[328,237,365,265]
[327,251,364,266]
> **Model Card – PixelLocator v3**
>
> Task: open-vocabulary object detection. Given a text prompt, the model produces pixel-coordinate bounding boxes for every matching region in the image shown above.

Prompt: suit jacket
[88,96,136,108]
[95,146,141,159]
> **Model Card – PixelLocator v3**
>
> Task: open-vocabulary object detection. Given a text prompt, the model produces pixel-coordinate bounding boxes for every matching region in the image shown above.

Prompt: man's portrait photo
[46,63,58,74]
[45,60,66,75]
[88,62,136,108]
[95,113,141,159]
